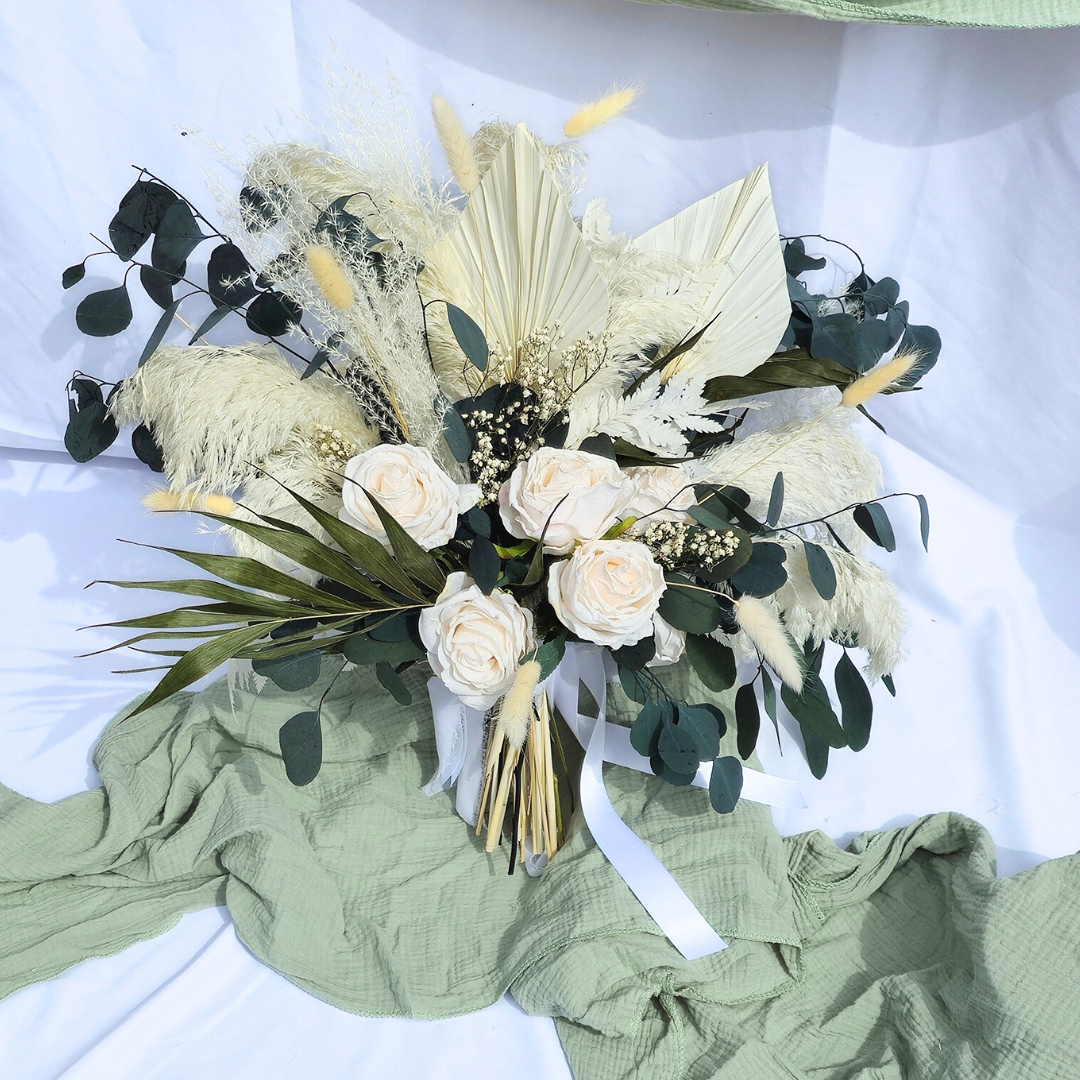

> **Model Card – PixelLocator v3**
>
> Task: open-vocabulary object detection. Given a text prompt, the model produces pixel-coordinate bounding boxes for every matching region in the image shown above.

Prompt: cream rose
[339,444,480,552]
[547,539,667,649]
[647,614,686,668]
[499,447,636,556]
[419,572,535,709]
[624,465,695,529]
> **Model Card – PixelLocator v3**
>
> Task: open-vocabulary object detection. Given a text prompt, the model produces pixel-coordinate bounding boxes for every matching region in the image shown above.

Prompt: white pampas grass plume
[305,244,354,310]
[735,596,804,693]
[495,660,542,751]
[431,94,480,194]
[841,351,918,408]
[563,85,641,138]
[142,489,236,515]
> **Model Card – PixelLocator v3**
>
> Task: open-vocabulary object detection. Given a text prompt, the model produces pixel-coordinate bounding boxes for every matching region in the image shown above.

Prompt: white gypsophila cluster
[639,520,741,571]
[773,539,906,680]
[566,369,726,456]
[686,408,882,551]
[110,344,377,497]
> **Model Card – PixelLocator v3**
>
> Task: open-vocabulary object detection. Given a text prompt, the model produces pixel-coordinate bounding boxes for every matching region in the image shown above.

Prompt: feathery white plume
[734,596,804,692]
[431,93,480,194]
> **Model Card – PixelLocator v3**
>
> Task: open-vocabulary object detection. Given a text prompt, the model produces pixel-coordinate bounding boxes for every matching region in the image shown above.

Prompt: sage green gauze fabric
[630,0,1080,29]
[1,663,1078,1078]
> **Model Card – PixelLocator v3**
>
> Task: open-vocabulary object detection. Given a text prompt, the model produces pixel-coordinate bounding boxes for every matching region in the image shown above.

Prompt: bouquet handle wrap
[426,642,805,961]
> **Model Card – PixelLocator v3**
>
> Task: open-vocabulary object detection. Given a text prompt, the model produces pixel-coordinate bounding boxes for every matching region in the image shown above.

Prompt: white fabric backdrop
[1,2,1079,1077]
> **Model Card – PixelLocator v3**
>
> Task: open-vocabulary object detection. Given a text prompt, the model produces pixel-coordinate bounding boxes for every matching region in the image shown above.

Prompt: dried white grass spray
[431,94,480,194]
[735,596,804,692]
[564,85,641,138]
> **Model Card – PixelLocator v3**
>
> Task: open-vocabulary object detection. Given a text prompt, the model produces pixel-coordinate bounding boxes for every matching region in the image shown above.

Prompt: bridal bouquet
[61,83,937,875]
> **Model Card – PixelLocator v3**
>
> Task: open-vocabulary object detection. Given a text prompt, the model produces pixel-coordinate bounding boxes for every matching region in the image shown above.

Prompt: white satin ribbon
[423,642,805,961]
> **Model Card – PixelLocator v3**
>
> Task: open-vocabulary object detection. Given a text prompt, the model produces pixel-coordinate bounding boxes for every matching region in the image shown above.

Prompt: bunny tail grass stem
[735,595,804,693]
[495,659,542,751]
[306,244,355,310]
[563,85,641,138]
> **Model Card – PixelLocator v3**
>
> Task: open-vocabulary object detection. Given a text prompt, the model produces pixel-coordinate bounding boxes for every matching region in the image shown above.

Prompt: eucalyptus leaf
[110,180,177,260]
[767,471,785,527]
[881,673,896,697]
[64,400,118,462]
[342,635,424,666]
[685,633,736,692]
[75,285,133,337]
[442,404,472,463]
[138,297,181,366]
[649,754,698,787]
[891,324,941,388]
[781,673,846,748]
[916,493,930,552]
[469,536,500,595]
[730,542,787,597]
[151,200,206,277]
[834,650,872,751]
[139,264,179,309]
[207,242,256,307]
[802,541,837,601]
[446,303,488,371]
[252,649,322,692]
[783,238,826,277]
[735,683,760,760]
[131,423,165,472]
[186,304,232,344]
[278,710,322,786]
[534,632,567,682]
[709,756,743,814]
[760,667,779,738]
[618,665,648,704]
[677,704,721,761]
[245,290,302,337]
[629,700,665,758]
[62,262,87,289]
[658,575,721,634]
[375,661,412,705]
[853,502,896,552]
[466,506,491,537]
[657,720,701,775]
[802,729,830,780]
[611,634,656,671]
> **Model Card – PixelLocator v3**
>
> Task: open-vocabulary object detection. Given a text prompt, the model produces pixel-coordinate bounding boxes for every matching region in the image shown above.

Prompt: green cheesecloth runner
[2,662,1079,1079]
[629,0,1080,28]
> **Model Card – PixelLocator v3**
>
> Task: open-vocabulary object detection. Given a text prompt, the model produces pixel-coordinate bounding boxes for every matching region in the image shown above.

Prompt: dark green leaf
[697,485,764,534]
[446,303,488,372]
[853,502,896,552]
[781,673,846,748]
[834,651,872,751]
[110,180,177,260]
[881,673,896,696]
[578,433,617,460]
[279,710,322,786]
[469,535,500,595]
[916,493,930,552]
[695,527,754,584]
[245,290,302,337]
[618,665,648,704]
[677,704,721,761]
[138,297,181,366]
[802,730,830,779]
[342,635,423,666]
[139,264,180,309]
[368,611,409,640]
[767,471,784,527]
[252,649,322,692]
[151,200,206,277]
[611,634,656,671]
[75,285,133,337]
[861,277,899,317]
[442,404,472,463]
[65,400,118,462]
[709,755,743,813]
[361,488,446,593]
[187,304,232,344]
[783,238,826,277]
[466,506,491,537]
[760,667,778,727]
[730,542,787,597]
[131,424,165,472]
[811,312,901,374]
[891,324,941,388]
[650,753,698,786]
[534,632,567,682]
[735,683,760,760]
[375,660,412,705]
[803,541,837,601]
[685,633,736,692]
[630,700,665,757]
[314,195,368,250]
[658,575,721,635]
[71,378,103,407]
[62,262,86,289]
[302,347,333,380]
[658,719,701,774]
[207,242,256,307]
